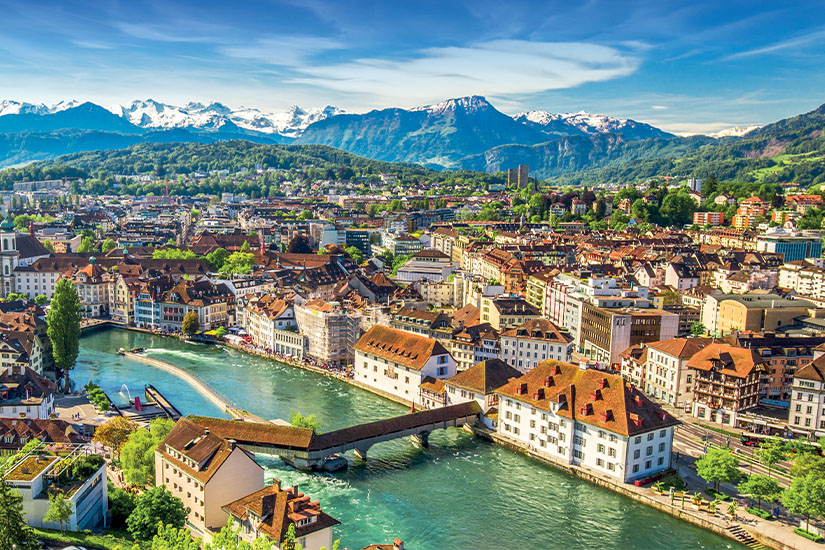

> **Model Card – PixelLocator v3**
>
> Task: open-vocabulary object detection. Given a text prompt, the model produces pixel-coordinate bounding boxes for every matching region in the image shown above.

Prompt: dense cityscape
[3,1,825,549]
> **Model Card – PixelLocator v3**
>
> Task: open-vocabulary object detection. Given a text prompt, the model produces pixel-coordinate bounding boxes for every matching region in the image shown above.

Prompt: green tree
[220,252,255,275]
[181,311,199,336]
[345,246,364,265]
[43,239,55,252]
[121,418,175,487]
[101,238,117,253]
[44,490,73,534]
[77,235,97,253]
[5,292,27,302]
[93,416,138,457]
[0,481,36,548]
[289,412,322,433]
[297,209,312,221]
[756,438,786,478]
[215,326,227,339]
[205,247,229,271]
[783,475,825,533]
[790,453,825,479]
[152,522,201,550]
[34,294,48,306]
[690,321,706,337]
[282,523,297,550]
[240,240,251,252]
[108,483,137,528]
[126,486,189,541]
[737,474,781,510]
[47,278,82,391]
[696,448,741,492]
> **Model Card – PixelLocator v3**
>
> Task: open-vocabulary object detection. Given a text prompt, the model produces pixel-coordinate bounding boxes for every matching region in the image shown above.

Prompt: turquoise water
[77,329,742,550]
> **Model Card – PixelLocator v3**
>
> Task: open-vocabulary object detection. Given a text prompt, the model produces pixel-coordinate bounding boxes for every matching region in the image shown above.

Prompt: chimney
[634,395,642,407]
[226,438,236,449]
[204,428,210,436]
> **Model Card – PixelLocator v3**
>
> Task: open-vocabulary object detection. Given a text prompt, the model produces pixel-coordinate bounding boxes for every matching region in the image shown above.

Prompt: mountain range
[0,96,680,172]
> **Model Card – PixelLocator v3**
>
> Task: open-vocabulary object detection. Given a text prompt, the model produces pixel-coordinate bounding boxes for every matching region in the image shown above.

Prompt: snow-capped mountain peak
[414,95,493,115]
[97,100,345,136]
[0,100,80,117]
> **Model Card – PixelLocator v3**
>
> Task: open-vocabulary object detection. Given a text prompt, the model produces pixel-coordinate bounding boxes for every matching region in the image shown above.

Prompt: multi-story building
[778,260,825,298]
[223,482,340,550]
[693,211,724,227]
[641,338,712,409]
[714,294,817,334]
[687,343,767,427]
[156,417,266,543]
[295,299,361,366]
[0,363,56,418]
[757,227,823,263]
[579,303,679,365]
[499,319,573,373]
[3,443,108,531]
[788,359,825,438]
[0,220,51,298]
[354,324,456,406]
[483,297,541,331]
[238,295,307,359]
[67,258,113,318]
[159,278,233,331]
[441,358,522,428]
[495,361,678,483]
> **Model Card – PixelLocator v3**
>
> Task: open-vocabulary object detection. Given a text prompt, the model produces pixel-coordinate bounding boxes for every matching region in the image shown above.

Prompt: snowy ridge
[0,100,80,117]
[412,95,493,115]
[109,99,346,136]
[710,125,760,138]
[515,109,631,134]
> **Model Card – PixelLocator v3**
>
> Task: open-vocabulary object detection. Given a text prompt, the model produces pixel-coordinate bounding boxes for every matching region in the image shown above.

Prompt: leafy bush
[746,506,773,520]
[704,488,731,501]
[72,454,105,478]
[107,482,137,528]
[794,528,824,542]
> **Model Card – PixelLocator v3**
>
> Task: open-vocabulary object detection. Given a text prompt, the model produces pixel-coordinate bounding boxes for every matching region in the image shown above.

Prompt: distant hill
[0,95,676,171]
[543,102,825,187]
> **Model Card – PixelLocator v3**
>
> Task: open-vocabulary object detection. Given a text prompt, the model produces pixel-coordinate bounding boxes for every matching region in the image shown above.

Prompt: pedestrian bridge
[186,401,481,470]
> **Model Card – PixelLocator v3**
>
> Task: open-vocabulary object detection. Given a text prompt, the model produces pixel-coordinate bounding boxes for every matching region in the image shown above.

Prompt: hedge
[746,506,773,520]
[794,528,824,543]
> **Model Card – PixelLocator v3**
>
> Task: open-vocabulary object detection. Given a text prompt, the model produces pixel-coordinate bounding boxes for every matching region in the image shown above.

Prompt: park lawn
[32,526,150,550]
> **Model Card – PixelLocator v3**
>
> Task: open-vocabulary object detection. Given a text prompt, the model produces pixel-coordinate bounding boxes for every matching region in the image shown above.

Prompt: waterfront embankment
[149,337,766,548]
[77,327,746,550]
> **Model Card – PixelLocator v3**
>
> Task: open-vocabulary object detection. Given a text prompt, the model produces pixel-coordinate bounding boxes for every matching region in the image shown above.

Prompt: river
[76,329,741,550]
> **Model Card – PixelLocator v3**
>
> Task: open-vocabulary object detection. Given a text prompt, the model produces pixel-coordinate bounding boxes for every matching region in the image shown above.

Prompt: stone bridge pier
[410,430,430,448]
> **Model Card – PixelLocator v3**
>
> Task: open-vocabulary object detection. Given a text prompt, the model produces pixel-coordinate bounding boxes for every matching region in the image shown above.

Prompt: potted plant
[692,492,703,510]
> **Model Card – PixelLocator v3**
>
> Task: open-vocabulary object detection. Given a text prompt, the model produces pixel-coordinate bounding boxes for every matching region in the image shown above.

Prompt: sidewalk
[675,453,821,550]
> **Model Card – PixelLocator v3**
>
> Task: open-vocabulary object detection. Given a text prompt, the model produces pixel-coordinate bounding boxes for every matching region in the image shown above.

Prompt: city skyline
[1,0,824,134]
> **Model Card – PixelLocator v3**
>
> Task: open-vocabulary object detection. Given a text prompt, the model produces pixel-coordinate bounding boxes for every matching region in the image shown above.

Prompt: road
[674,423,794,487]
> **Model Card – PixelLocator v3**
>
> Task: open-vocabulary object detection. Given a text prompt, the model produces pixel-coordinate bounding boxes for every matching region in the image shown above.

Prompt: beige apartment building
[294,298,361,366]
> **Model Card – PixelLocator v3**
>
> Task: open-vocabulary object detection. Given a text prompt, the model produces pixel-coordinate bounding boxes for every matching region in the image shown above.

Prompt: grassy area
[32,527,148,550]
[748,151,822,182]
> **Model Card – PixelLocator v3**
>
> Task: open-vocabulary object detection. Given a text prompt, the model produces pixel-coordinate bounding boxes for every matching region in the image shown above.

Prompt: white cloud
[723,27,825,60]
[219,36,344,66]
[651,105,668,110]
[287,39,639,107]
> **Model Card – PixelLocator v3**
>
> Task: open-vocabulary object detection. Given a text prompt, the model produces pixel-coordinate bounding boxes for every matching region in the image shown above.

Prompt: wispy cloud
[651,105,668,110]
[219,36,344,66]
[71,39,114,50]
[289,39,639,107]
[723,27,825,60]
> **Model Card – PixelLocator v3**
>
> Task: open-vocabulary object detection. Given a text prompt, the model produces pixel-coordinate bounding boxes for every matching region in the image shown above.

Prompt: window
[659,442,665,452]
[647,433,654,441]
[646,446,653,456]
[597,444,605,453]
[608,447,616,458]
[634,449,640,459]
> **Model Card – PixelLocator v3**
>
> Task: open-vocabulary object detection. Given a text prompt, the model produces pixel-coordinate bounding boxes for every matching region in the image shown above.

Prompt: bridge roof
[308,401,481,451]
[186,401,481,453]
[187,416,316,450]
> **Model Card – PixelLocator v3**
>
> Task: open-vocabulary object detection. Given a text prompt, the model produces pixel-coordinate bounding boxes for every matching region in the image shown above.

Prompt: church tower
[0,217,19,297]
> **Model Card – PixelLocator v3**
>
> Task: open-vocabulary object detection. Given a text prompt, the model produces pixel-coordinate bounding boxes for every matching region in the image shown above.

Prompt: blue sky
[1,0,824,133]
